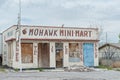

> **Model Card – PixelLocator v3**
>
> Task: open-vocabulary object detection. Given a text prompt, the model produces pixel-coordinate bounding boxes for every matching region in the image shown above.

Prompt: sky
[0,0,120,43]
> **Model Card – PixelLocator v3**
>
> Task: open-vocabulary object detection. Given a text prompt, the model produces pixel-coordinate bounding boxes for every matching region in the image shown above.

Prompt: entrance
[55,43,63,68]
[38,43,50,68]
[83,43,94,67]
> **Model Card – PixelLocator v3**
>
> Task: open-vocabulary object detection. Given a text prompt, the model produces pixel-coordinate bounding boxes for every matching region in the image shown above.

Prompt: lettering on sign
[79,43,83,61]
[65,46,67,54]
[22,27,97,40]
[95,43,97,58]
[34,46,38,55]
[51,46,53,53]
[28,29,92,37]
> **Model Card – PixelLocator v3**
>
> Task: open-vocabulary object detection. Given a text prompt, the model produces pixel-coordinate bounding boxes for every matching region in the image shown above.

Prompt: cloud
[0,0,120,42]
[0,0,7,7]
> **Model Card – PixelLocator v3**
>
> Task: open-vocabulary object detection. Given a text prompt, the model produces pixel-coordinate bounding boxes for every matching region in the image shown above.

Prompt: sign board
[21,26,98,40]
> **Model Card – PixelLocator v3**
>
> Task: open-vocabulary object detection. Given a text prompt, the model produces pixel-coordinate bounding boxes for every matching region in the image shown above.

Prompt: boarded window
[8,42,13,66]
[21,43,33,63]
[38,43,50,67]
[69,43,80,62]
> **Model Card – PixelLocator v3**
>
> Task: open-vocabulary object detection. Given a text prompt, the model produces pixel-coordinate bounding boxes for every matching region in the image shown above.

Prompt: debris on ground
[64,65,95,72]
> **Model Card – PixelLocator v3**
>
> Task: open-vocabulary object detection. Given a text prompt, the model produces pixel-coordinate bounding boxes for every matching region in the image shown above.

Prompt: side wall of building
[2,26,16,66]
[99,46,120,67]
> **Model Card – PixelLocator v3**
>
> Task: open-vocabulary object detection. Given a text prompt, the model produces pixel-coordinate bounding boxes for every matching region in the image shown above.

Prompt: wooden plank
[38,43,50,68]
[21,43,33,63]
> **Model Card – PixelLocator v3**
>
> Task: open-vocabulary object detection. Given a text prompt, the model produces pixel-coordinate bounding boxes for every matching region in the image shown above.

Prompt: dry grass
[112,61,120,68]
[100,59,120,68]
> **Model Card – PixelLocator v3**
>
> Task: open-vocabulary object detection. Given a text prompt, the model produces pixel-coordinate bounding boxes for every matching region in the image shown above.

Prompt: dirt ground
[0,70,120,80]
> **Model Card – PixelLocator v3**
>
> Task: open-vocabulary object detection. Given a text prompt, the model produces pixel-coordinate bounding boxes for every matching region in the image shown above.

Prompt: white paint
[12,41,39,68]
[63,42,69,67]
[2,44,6,65]
[69,62,83,66]
[50,42,55,68]
[21,26,98,40]
[2,25,99,68]
[12,41,19,68]
[80,42,84,65]
[3,26,16,41]
[33,42,38,68]
[94,43,99,66]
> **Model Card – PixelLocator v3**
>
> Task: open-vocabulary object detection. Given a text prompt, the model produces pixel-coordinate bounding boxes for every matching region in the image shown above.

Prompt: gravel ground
[0,70,120,80]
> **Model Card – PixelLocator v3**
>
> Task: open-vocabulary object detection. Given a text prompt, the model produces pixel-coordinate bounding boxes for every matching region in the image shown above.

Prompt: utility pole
[16,0,22,72]
[106,32,107,43]
[18,0,21,26]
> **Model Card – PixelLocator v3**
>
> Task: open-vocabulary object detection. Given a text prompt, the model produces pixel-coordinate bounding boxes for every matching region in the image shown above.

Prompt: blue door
[83,43,94,67]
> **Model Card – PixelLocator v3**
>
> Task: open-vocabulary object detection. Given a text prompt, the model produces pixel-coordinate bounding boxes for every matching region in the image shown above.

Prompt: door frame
[38,43,50,68]
[55,43,63,68]
[83,43,94,67]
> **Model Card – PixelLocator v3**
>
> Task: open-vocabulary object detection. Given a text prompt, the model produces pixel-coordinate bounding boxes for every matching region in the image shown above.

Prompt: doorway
[83,43,94,67]
[55,43,63,68]
[38,43,50,68]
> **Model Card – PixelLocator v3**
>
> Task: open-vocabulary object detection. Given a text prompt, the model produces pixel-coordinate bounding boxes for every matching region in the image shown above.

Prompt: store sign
[21,27,98,40]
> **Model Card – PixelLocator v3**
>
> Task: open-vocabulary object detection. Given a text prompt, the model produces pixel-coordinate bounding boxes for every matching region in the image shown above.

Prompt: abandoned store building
[2,25,99,69]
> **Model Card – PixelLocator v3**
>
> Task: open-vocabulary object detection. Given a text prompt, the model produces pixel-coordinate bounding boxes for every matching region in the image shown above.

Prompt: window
[69,43,80,62]
[21,43,33,63]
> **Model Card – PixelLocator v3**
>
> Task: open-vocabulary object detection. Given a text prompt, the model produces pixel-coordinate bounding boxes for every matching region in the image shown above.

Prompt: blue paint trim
[83,43,94,67]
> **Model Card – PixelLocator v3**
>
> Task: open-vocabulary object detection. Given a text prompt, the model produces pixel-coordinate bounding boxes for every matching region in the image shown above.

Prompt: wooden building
[99,43,120,67]
[2,25,99,69]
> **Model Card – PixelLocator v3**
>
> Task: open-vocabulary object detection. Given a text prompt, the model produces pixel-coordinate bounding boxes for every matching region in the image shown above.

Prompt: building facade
[99,43,120,67]
[2,25,99,69]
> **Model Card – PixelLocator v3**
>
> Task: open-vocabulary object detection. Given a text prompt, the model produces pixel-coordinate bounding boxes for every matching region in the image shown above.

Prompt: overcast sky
[0,0,120,43]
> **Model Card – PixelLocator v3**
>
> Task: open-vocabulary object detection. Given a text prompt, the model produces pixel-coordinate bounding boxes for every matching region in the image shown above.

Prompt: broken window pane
[69,43,80,62]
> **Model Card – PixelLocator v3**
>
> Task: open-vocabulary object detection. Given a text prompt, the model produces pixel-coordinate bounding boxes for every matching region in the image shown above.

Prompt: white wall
[2,25,99,68]
[12,41,39,68]
[50,42,55,68]
[63,42,69,67]
[94,42,99,66]
[2,26,16,66]
[21,26,98,40]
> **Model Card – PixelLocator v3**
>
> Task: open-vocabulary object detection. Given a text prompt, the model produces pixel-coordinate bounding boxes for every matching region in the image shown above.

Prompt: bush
[37,68,43,71]
[97,65,112,70]
[14,68,19,72]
